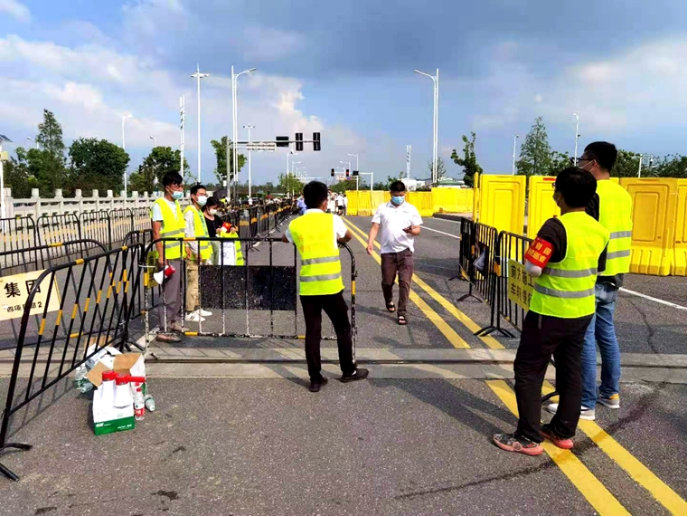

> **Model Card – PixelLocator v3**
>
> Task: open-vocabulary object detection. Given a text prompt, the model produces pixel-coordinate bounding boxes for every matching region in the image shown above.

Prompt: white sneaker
[598,394,621,409]
[198,309,213,317]
[546,403,596,421]
[185,311,205,322]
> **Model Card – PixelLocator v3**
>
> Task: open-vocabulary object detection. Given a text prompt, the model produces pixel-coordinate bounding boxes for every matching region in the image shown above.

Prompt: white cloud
[0,0,30,22]
[240,27,306,62]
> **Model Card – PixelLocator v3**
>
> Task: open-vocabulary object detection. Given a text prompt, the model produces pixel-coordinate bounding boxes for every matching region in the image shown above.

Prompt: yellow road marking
[344,218,502,349]
[344,221,468,348]
[344,217,634,515]
[542,381,687,515]
[488,380,630,516]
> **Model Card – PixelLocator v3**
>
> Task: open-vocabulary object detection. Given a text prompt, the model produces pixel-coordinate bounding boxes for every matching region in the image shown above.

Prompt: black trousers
[300,290,356,381]
[514,310,593,443]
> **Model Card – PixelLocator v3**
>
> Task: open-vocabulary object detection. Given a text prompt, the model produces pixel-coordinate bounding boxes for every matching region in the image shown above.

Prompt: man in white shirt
[367,181,422,325]
[336,193,345,215]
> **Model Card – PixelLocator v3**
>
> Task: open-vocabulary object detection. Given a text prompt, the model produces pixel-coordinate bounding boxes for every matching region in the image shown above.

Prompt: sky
[0,0,685,187]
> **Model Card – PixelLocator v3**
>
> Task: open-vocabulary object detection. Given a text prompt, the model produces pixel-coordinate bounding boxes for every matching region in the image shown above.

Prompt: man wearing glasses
[547,142,633,421]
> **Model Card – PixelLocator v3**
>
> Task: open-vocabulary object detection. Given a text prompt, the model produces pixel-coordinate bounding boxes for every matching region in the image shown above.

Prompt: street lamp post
[415,68,439,184]
[243,124,255,199]
[290,161,301,198]
[348,153,359,172]
[121,113,132,194]
[638,154,654,178]
[231,66,257,204]
[0,135,12,219]
[512,135,519,175]
[191,64,209,184]
[573,113,580,165]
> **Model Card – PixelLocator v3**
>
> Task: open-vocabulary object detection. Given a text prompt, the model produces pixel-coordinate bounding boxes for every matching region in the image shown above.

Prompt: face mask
[391,196,405,206]
[197,195,208,206]
[208,209,218,216]
[172,190,184,200]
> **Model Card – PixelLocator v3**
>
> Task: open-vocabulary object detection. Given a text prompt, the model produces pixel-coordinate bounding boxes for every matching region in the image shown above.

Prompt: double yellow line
[343,217,686,516]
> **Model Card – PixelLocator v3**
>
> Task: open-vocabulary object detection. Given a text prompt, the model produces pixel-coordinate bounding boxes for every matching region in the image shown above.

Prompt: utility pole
[414,69,439,184]
[512,135,519,175]
[573,113,580,165]
[244,124,255,199]
[191,64,209,184]
[179,96,185,177]
[406,145,412,179]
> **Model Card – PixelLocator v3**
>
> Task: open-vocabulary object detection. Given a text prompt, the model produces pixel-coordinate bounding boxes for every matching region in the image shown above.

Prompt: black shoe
[309,376,328,392]
[340,368,369,383]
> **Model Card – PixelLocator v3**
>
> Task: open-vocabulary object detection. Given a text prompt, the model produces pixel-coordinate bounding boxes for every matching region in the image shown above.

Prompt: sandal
[386,302,396,313]
[397,315,407,326]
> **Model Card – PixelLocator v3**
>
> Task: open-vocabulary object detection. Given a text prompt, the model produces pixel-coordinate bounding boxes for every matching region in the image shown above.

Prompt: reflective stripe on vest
[289,211,344,296]
[183,206,212,261]
[155,198,185,260]
[529,211,609,318]
[596,180,633,275]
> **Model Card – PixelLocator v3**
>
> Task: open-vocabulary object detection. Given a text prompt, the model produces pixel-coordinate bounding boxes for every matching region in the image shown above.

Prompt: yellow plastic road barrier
[473,172,480,219]
[620,178,678,276]
[345,190,359,216]
[432,188,474,213]
[406,192,434,217]
[672,179,687,276]
[478,174,526,234]
[526,176,559,238]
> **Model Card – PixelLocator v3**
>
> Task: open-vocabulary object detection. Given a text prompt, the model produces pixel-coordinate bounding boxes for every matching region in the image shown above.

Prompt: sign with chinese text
[0,270,60,321]
[525,237,554,268]
[508,260,534,312]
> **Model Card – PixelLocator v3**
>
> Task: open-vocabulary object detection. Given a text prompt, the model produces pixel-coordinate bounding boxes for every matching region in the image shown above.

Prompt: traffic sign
[246,142,277,152]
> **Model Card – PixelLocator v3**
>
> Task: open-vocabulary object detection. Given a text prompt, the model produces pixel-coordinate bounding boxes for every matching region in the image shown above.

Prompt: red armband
[525,237,554,268]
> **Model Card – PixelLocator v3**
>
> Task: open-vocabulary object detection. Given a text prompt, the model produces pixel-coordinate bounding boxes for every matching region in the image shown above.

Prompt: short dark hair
[190,184,206,195]
[204,196,220,209]
[303,181,329,209]
[555,167,597,208]
[584,142,617,173]
[389,180,406,193]
[162,172,183,187]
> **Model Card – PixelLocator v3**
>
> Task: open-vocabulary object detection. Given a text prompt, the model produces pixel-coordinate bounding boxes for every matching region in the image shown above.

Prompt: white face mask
[208,209,218,216]
[197,195,208,207]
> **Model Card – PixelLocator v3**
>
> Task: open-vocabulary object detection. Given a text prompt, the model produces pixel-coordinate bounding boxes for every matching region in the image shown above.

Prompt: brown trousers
[380,249,414,316]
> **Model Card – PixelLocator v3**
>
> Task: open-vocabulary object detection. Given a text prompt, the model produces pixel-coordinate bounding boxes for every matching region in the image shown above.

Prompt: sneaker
[185,311,206,323]
[309,377,328,393]
[340,368,370,383]
[541,424,574,450]
[198,309,213,317]
[598,394,620,409]
[156,333,181,343]
[546,403,596,421]
[168,321,187,334]
[493,433,543,456]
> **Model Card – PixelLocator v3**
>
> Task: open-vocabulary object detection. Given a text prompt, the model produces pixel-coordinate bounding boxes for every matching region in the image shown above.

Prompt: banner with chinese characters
[508,260,535,312]
[0,270,60,321]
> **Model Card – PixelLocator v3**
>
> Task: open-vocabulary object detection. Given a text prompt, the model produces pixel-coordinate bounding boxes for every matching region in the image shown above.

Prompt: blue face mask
[172,191,184,200]
[391,196,405,206]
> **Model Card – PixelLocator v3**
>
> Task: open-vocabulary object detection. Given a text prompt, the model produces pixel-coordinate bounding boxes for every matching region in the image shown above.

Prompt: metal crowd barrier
[495,231,533,335]
[0,244,140,481]
[36,213,81,248]
[0,216,37,258]
[141,237,357,350]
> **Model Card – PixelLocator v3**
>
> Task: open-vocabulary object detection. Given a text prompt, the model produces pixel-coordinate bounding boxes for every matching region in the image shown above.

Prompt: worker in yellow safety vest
[183,184,213,323]
[151,172,187,343]
[494,167,609,456]
[282,181,369,392]
[548,141,632,421]
[218,222,245,266]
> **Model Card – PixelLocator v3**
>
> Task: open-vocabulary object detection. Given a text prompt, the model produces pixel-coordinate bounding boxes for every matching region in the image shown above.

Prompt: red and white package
[525,237,554,268]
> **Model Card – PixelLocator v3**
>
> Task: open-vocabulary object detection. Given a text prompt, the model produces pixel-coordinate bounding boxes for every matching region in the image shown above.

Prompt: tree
[427,157,447,181]
[210,137,246,184]
[516,116,552,178]
[277,173,303,196]
[27,109,67,195]
[548,151,571,176]
[129,146,190,194]
[451,132,483,187]
[330,179,357,193]
[36,109,65,160]
[3,147,33,198]
[67,138,129,194]
[653,154,687,178]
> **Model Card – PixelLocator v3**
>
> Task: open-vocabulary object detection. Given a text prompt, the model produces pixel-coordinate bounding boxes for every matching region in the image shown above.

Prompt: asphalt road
[0,377,685,516]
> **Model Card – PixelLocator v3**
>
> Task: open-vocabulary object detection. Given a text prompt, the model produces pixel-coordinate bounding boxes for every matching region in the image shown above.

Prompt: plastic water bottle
[144,394,156,412]
[133,385,145,421]
[74,365,87,390]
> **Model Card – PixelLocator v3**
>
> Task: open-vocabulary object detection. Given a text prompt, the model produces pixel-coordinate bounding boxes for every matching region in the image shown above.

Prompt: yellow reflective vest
[183,206,212,261]
[529,211,609,318]
[219,230,244,266]
[289,212,344,296]
[153,198,185,260]
[596,180,633,275]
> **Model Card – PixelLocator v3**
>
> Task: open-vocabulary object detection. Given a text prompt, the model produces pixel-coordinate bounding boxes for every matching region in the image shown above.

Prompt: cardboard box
[87,352,145,388]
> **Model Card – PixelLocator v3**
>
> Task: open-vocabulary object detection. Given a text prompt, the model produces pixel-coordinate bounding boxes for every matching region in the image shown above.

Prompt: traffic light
[295,132,303,151]
[346,169,350,178]
[313,132,321,151]
[276,136,289,147]
[353,170,359,176]
[331,168,335,177]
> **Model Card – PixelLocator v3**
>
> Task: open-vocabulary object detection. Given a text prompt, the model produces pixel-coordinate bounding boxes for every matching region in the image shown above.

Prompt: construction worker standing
[184,184,213,323]
[547,142,632,420]
[151,172,187,343]
[283,181,369,392]
[218,222,245,266]
[494,168,609,455]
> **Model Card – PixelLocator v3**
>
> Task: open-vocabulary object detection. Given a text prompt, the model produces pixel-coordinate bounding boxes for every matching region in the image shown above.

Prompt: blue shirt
[297,198,307,215]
